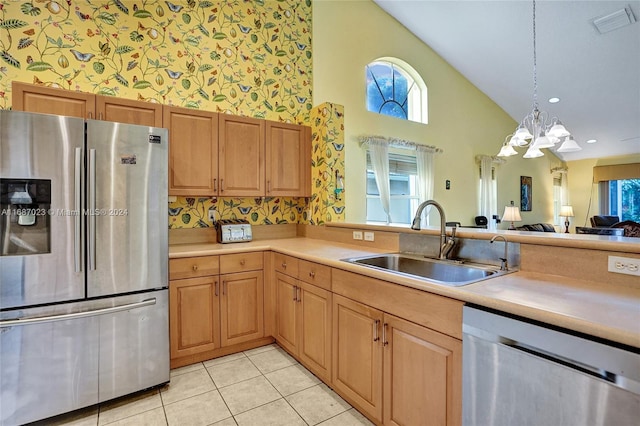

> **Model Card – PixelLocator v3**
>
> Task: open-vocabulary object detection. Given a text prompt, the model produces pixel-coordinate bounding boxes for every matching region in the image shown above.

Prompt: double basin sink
[343,253,511,287]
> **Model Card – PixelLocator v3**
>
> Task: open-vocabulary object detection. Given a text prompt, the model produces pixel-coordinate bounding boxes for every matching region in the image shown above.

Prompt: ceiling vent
[593,5,636,34]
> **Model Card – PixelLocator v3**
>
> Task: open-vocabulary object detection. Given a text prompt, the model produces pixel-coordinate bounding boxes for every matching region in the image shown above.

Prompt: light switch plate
[608,255,640,276]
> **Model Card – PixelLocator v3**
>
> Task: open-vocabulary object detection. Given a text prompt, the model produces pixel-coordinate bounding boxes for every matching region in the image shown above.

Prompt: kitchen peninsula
[169,224,640,426]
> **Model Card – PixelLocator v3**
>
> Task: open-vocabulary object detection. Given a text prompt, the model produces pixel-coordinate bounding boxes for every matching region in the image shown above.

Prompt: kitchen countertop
[170,237,640,348]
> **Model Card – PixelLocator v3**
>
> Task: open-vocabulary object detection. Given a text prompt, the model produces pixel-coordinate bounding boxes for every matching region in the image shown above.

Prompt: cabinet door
[298,281,332,383]
[274,272,298,355]
[332,294,383,422]
[96,95,163,127]
[383,314,462,426]
[266,121,311,197]
[220,271,264,346]
[12,81,96,119]
[169,277,220,359]
[219,113,265,196]
[163,106,218,196]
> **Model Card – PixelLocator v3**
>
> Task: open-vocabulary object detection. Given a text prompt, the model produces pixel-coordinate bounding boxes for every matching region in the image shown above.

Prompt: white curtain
[479,156,497,230]
[560,171,570,205]
[364,137,392,223]
[416,147,435,227]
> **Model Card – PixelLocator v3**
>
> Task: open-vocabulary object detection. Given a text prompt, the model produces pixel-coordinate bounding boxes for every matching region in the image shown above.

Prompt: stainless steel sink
[342,253,510,287]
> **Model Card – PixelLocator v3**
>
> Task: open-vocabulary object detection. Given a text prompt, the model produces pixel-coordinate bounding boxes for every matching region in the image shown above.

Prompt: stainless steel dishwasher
[462,305,640,426]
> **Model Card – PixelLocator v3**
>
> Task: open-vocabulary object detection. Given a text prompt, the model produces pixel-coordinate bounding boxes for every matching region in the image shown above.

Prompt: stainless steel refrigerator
[0,110,169,426]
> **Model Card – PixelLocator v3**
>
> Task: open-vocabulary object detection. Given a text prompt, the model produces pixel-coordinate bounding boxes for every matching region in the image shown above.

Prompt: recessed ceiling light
[548,97,560,103]
[586,139,597,144]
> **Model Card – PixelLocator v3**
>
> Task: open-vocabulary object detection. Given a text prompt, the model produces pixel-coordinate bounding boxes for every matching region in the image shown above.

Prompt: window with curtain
[477,156,499,230]
[552,169,569,227]
[594,163,640,222]
[366,152,420,224]
[365,58,428,124]
[599,179,640,222]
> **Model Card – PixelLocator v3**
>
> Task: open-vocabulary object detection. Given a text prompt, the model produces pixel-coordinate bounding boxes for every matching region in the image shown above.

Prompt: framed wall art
[521,176,532,211]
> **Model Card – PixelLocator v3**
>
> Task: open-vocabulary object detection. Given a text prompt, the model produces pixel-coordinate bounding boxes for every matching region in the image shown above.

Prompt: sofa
[516,223,556,232]
[590,215,620,227]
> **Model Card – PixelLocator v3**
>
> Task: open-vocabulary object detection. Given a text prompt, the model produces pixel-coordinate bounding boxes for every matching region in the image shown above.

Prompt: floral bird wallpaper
[0,0,345,228]
[0,0,313,120]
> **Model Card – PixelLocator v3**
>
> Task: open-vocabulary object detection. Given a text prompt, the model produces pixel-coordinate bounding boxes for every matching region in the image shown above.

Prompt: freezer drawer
[99,290,169,402]
[0,304,99,426]
[0,290,169,426]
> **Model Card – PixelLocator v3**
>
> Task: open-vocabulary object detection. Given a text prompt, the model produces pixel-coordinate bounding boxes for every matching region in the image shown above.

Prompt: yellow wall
[313,0,573,229]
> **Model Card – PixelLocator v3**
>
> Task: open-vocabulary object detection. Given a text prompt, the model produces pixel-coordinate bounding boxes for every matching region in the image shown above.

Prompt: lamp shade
[560,205,574,217]
[502,206,522,222]
[556,137,582,152]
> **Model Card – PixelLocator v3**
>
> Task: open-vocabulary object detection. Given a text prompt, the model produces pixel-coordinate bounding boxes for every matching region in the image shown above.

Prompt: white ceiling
[373,0,640,161]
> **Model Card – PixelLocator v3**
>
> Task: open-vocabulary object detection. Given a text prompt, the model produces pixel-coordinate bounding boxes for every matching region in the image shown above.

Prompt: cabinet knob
[282,262,287,269]
[309,271,315,278]
[192,265,198,271]
[240,259,246,266]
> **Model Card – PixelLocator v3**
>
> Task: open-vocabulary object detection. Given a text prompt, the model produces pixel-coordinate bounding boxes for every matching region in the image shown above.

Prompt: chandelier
[497,0,582,158]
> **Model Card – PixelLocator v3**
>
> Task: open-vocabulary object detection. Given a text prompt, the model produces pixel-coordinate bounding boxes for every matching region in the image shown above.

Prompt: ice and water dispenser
[0,179,51,255]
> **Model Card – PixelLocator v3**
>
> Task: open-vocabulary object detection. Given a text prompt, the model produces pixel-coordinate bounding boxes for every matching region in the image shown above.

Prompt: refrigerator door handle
[74,147,83,273]
[88,148,96,271]
[0,298,156,328]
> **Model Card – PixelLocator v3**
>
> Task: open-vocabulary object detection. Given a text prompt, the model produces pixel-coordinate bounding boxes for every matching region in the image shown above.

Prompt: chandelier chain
[532,0,538,111]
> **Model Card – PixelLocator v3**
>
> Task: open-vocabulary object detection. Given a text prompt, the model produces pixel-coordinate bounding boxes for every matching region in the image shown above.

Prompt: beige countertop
[170,237,640,348]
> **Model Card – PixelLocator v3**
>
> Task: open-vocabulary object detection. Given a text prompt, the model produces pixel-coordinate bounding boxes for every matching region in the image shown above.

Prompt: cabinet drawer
[298,260,331,290]
[220,252,263,274]
[170,256,220,280]
[273,252,299,277]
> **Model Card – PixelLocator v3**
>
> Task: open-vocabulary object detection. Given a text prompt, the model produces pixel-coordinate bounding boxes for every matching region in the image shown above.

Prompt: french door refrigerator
[0,110,169,426]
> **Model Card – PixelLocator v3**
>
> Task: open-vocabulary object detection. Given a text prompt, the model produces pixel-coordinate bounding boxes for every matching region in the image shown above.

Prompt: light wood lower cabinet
[169,253,266,368]
[332,294,384,422]
[170,276,220,359]
[274,261,332,383]
[220,270,264,347]
[383,314,462,426]
[332,293,462,426]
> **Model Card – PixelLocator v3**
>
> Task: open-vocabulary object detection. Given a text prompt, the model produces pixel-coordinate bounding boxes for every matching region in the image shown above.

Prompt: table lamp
[560,205,574,233]
[502,202,522,230]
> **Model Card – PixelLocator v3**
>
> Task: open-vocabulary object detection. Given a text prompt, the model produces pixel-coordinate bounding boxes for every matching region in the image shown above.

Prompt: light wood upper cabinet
[383,314,462,426]
[96,95,162,127]
[332,294,384,422]
[169,276,220,359]
[163,106,219,196]
[12,82,163,127]
[218,113,265,196]
[266,121,311,197]
[13,81,96,119]
[220,270,264,347]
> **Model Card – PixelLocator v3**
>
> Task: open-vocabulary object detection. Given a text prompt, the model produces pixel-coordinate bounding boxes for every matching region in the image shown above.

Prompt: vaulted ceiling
[373,0,640,161]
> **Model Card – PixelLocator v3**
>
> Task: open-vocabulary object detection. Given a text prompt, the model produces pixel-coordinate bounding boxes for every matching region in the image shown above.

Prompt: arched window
[365,58,427,124]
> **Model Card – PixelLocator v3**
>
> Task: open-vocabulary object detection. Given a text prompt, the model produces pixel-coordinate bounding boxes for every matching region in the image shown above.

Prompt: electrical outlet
[608,255,640,276]
[364,232,375,241]
[353,231,363,240]
[208,208,217,223]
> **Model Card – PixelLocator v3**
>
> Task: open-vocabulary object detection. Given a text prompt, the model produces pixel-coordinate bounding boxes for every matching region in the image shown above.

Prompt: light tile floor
[31,344,374,426]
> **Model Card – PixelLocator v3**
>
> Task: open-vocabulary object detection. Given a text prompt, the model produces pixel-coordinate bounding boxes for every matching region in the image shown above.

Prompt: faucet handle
[499,257,508,271]
[450,227,457,238]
